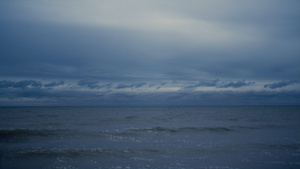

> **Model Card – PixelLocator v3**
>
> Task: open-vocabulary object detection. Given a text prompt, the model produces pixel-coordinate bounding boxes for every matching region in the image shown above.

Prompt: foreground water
[0,106,299,169]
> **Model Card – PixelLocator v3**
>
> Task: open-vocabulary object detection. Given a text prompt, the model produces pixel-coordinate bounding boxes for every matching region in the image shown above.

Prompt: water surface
[1,106,299,169]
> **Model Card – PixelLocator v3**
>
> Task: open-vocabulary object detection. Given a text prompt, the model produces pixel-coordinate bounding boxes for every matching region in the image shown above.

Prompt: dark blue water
[1,106,300,169]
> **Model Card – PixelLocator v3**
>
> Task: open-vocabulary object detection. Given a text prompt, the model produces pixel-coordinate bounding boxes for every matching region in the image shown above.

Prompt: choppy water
[0,106,300,169]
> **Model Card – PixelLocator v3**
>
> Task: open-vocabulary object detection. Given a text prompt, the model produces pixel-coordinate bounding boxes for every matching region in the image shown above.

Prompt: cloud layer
[0,0,299,106]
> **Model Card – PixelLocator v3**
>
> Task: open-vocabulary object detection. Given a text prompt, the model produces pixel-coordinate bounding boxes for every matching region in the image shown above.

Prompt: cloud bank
[264,80,298,89]
[0,0,299,106]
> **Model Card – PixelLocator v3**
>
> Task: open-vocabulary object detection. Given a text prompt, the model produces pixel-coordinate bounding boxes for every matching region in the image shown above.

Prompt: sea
[0,106,299,169]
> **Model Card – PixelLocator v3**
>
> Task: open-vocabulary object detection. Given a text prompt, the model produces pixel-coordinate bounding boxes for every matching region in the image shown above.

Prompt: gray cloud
[44,81,64,87]
[1,85,299,106]
[0,80,65,90]
[116,84,135,89]
[155,82,167,90]
[264,80,298,89]
[184,80,254,89]
[197,79,219,87]
[1,1,299,82]
[135,82,147,88]
[77,79,101,89]
[0,80,42,89]
[0,80,14,88]
[0,1,299,106]
[185,79,219,89]
[219,80,255,88]
[116,82,147,89]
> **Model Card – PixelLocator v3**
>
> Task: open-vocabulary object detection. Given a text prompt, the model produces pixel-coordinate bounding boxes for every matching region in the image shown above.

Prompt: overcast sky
[0,0,299,106]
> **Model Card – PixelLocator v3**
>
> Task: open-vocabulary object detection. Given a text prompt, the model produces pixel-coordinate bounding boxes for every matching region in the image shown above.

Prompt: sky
[0,0,299,106]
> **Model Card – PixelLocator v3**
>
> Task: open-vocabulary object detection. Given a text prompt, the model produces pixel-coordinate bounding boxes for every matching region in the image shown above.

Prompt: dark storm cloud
[77,79,101,89]
[184,79,254,89]
[0,85,50,101]
[115,84,134,89]
[155,82,167,90]
[219,80,255,88]
[0,80,64,90]
[0,80,14,88]
[197,79,219,87]
[116,82,147,89]
[185,79,219,89]
[264,80,298,89]
[0,80,42,89]
[13,80,43,89]
[44,81,65,87]
[135,82,147,88]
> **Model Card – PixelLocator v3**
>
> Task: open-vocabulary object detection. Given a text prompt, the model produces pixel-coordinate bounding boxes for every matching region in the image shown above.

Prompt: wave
[3,142,299,159]
[249,143,300,150]
[0,124,280,141]
[126,126,233,133]
[1,148,161,158]
[231,124,286,130]
[0,125,253,138]
[122,124,284,134]
[0,129,74,141]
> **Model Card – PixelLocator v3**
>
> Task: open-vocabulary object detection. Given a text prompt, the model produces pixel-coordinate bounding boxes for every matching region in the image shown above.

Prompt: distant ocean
[0,106,299,169]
